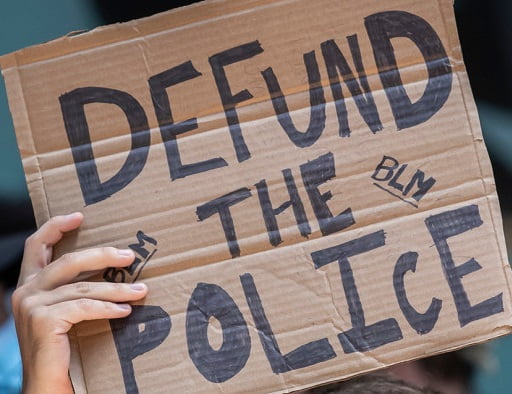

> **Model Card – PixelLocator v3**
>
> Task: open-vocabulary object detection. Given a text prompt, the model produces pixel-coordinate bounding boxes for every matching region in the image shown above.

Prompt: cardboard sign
[2,0,512,392]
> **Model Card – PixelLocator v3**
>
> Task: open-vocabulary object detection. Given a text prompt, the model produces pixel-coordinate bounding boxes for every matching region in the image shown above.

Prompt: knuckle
[28,307,48,327]
[76,298,95,311]
[18,294,34,314]
[74,282,91,295]
[11,288,25,311]
[101,246,117,256]
[24,233,37,249]
[58,252,73,266]
[24,273,38,284]
[13,288,36,315]
[113,283,128,293]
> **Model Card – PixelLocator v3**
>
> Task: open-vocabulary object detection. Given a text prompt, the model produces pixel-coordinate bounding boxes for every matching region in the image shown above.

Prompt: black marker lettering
[365,11,453,130]
[394,251,442,334]
[321,36,382,137]
[128,231,157,260]
[196,188,252,258]
[425,205,503,327]
[371,156,399,182]
[262,51,326,147]
[311,230,403,353]
[126,231,158,276]
[388,164,407,192]
[149,61,228,180]
[241,273,336,373]
[255,169,311,246]
[403,170,436,201]
[300,152,355,236]
[186,283,251,383]
[59,87,150,205]
[209,41,264,162]
[110,305,171,394]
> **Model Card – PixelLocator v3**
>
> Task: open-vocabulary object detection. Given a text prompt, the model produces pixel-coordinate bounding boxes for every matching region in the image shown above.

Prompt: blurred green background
[0,2,99,200]
[1,1,512,393]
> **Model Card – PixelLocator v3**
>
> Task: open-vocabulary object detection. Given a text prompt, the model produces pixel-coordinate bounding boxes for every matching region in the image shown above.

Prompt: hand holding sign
[11,213,148,394]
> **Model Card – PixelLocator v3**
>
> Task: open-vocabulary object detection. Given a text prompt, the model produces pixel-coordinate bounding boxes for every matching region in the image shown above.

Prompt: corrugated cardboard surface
[2,0,512,392]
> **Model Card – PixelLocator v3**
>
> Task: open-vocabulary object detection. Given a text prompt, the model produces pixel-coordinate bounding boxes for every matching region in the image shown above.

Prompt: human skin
[11,212,148,394]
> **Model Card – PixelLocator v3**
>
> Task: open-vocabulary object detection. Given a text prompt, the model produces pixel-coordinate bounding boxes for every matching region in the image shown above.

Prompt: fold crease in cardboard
[2,0,512,392]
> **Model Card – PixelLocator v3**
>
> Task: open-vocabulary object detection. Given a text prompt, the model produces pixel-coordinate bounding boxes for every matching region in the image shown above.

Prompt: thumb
[19,212,83,286]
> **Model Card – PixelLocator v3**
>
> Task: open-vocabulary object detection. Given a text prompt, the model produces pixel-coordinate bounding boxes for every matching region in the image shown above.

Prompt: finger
[42,282,148,305]
[38,247,135,290]
[46,299,133,334]
[20,212,84,283]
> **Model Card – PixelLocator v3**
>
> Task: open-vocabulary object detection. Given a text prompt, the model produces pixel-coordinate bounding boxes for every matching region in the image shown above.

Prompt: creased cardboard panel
[1,0,511,393]
[73,196,512,393]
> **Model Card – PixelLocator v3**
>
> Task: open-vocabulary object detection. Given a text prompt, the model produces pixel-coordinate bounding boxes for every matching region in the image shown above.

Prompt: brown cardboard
[2,0,512,393]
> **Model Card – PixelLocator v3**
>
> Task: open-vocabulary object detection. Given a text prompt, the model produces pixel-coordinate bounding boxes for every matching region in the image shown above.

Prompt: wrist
[22,366,73,394]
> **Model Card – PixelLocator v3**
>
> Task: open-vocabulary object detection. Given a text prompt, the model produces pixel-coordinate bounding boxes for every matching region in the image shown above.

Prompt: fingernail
[118,304,131,311]
[66,212,83,220]
[117,249,134,257]
[130,283,147,291]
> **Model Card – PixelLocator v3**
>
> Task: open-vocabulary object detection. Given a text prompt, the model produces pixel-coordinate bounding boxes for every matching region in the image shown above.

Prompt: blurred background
[1,1,511,393]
